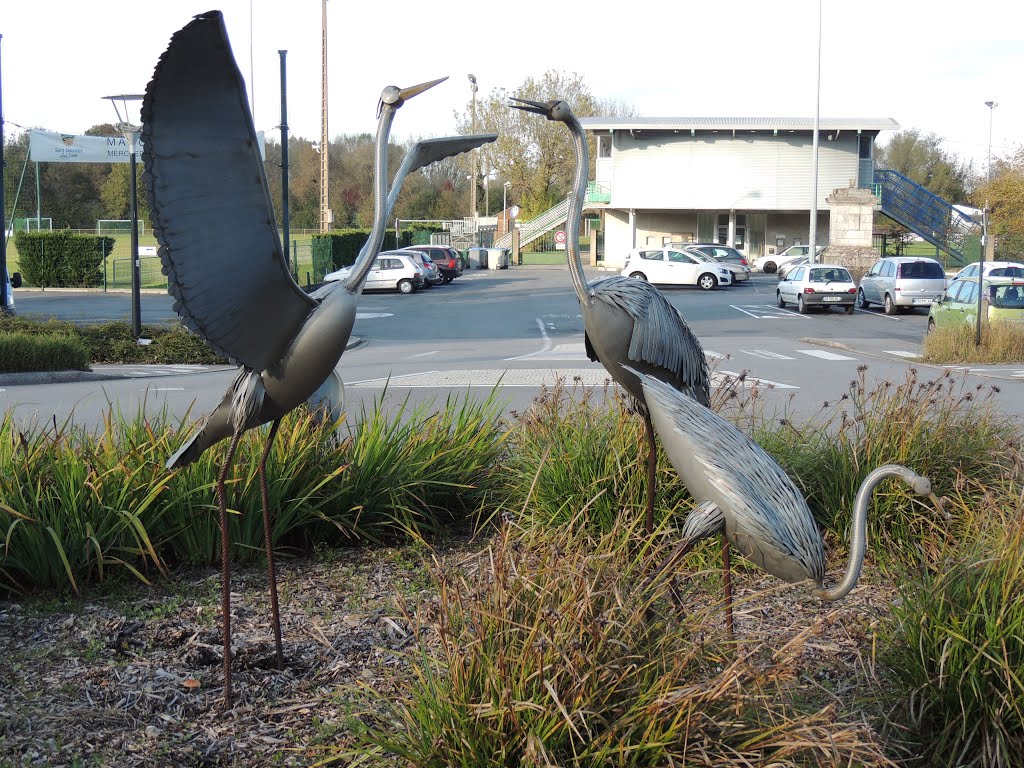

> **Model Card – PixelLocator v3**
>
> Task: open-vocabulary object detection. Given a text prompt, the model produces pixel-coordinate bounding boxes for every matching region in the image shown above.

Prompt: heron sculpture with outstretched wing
[143,10,494,707]
[510,98,710,536]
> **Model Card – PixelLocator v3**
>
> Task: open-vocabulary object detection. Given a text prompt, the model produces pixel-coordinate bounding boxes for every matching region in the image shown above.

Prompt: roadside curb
[0,337,367,387]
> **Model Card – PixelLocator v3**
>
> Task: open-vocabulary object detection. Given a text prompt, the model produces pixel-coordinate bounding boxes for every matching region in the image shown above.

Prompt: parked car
[678,245,751,282]
[2,267,21,314]
[776,255,810,280]
[776,263,857,314]
[620,247,732,290]
[927,276,1024,332]
[753,245,823,274]
[323,251,424,293]
[858,256,946,314]
[399,245,462,282]
[402,250,442,286]
[951,260,1024,282]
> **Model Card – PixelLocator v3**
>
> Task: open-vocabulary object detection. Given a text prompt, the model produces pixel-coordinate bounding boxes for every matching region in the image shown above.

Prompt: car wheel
[443,275,454,284]
[857,289,870,309]
[884,294,897,315]
[629,272,647,281]
[927,317,936,334]
[797,295,808,314]
[698,273,717,291]
[397,279,414,294]
[762,261,777,274]
[776,290,786,308]
[845,303,855,315]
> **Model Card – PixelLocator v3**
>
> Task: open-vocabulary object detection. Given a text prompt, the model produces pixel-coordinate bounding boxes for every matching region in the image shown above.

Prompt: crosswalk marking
[885,350,921,358]
[741,349,796,360]
[798,349,856,361]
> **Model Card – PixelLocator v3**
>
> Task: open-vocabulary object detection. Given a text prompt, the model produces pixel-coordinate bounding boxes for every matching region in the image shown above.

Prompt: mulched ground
[0,536,899,767]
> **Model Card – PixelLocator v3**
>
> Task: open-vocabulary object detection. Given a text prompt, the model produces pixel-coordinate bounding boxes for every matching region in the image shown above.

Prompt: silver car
[2,267,21,314]
[858,256,946,314]
[324,252,424,294]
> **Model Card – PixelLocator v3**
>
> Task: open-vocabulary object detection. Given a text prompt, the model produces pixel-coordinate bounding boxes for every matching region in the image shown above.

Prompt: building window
[859,136,872,160]
[598,135,611,158]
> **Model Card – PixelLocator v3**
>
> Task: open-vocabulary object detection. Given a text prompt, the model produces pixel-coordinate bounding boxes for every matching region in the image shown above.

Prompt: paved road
[4,267,1023,429]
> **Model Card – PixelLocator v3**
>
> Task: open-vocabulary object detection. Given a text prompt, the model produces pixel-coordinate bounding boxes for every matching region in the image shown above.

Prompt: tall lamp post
[808,0,823,263]
[502,180,511,236]
[467,74,478,222]
[985,100,998,182]
[104,94,144,338]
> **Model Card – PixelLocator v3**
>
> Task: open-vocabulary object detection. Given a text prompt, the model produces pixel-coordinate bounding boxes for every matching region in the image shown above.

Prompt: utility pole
[319,0,330,233]
[1,34,8,314]
[468,74,478,224]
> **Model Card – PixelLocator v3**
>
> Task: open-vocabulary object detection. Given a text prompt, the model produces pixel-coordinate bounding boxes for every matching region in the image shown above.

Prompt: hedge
[311,227,437,279]
[13,231,113,288]
[0,332,90,373]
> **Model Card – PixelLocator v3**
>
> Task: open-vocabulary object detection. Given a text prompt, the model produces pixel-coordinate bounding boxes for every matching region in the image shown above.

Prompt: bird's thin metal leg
[258,419,284,670]
[216,429,243,709]
[721,534,735,639]
[643,412,657,536]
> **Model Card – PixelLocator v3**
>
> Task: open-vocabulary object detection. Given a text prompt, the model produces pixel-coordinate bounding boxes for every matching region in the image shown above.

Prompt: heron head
[510,97,572,123]
[377,76,448,117]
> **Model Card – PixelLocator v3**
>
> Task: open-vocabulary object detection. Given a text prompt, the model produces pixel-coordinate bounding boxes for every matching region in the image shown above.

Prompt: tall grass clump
[881,489,1024,767]
[355,515,895,767]
[500,378,691,532]
[0,390,507,593]
[922,320,1024,364]
[0,332,90,373]
[753,367,1018,568]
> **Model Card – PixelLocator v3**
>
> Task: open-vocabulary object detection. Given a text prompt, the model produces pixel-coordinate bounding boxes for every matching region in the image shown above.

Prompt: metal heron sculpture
[143,11,494,707]
[629,367,934,630]
[510,97,710,536]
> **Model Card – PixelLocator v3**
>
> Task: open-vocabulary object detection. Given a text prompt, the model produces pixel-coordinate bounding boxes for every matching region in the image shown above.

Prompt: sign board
[29,129,267,163]
[555,230,566,250]
[509,204,521,219]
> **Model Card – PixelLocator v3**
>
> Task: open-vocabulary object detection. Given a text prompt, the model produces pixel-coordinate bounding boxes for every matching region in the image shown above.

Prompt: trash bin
[487,247,509,270]
[468,246,487,269]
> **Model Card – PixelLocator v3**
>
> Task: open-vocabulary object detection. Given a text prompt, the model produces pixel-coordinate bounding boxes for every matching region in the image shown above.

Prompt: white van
[2,267,22,314]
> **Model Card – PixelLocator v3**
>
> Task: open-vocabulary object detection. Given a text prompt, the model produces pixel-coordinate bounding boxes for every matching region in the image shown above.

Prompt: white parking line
[731,304,810,320]
[410,350,439,358]
[740,349,796,360]
[798,349,856,361]
[506,318,555,360]
[885,350,921,358]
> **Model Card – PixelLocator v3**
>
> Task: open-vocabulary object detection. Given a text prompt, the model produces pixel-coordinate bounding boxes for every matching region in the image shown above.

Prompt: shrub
[312,229,415,277]
[13,230,111,288]
[0,332,89,373]
[922,319,1024,364]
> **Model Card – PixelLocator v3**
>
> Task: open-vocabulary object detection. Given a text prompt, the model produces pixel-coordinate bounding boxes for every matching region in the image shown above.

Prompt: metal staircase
[874,169,979,265]
[492,197,570,249]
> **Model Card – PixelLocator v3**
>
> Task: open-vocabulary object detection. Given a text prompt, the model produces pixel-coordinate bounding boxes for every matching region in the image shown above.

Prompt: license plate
[822,296,841,302]
[912,298,932,304]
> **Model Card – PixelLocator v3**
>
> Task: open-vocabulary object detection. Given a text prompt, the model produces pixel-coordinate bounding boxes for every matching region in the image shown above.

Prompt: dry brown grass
[922,320,1024,364]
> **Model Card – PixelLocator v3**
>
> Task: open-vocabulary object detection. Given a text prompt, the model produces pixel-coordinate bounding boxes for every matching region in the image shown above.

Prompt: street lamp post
[104,94,144,338]
[467,74,478,222]
[808,0,823,263]
[503,180,511,236]
[985,100,998,182]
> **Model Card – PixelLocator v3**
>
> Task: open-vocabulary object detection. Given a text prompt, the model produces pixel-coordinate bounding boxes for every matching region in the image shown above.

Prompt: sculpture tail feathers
[166,409,235,469]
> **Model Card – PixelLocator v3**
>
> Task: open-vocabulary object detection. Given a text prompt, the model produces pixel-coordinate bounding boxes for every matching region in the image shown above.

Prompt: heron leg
[216,429,243,709]
[643,412,657,536]
[721,535,735,639]
[259,419,284,670]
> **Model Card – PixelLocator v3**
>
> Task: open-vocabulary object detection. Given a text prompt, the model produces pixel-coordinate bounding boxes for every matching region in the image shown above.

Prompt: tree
[456,70,636,218]
[876,129,972,204]
[974,147,1024,260]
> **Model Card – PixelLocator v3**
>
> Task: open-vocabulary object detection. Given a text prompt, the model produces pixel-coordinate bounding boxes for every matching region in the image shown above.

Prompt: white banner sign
[29,129,267,163]
[29,129,140,163]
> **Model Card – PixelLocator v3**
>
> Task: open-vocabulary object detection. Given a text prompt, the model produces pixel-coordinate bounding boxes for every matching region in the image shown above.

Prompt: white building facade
[579,117,899,268]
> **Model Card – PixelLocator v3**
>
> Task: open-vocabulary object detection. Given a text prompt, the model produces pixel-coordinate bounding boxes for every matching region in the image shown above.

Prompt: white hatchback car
[754,245,824,274]
[324,252,424,294]
[776,263,857,314]
[621,247,732,290]
[951,260,1024,281]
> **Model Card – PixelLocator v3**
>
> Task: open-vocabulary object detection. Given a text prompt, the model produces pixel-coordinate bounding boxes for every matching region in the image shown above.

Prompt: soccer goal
[18,217,53,231]
[97,219,146,237]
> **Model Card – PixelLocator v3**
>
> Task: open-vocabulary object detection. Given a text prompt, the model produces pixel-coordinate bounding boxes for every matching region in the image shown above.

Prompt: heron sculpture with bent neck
[143,11,494,707]
[510,97,710,537]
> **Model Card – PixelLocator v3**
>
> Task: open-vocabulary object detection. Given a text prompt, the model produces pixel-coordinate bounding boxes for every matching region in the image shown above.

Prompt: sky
[2,0,1020,174]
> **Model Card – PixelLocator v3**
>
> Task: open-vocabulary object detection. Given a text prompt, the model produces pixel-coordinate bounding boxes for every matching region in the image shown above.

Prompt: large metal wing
[385,134,497,214]
[141,11,315,370]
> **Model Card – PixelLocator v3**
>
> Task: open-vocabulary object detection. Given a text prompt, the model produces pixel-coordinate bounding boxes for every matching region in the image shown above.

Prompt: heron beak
[398,76,448,102]
[509,97,551,117]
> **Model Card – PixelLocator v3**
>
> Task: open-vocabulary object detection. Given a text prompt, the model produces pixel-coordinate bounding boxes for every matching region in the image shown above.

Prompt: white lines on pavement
[885,350,921,359]
[740,349,796,360]
[716,369,798,389]
[730,304,809,320]
[798,349,856,361]
[355,312,393,320]
[410,350,439,358]
[506,318,555,360]
[514,343,590,361]
[150,387,184,391]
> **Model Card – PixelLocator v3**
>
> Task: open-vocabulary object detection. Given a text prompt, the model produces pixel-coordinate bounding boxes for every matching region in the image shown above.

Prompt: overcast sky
[2,0,1019,173]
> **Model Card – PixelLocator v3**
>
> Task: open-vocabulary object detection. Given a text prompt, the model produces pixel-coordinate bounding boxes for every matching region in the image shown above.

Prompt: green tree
[456,70,636,218]
[974,147,1024,260]
[876,129,972,203]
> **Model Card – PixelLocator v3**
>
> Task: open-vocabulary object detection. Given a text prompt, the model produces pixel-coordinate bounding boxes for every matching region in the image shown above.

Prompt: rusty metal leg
[722,534,735,640]
[216,430,243,709]
[258,419,284,670]
[643,412,657,536]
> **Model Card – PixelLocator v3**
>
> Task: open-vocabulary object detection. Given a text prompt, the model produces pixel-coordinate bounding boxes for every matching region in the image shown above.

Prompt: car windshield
[686,251,714,263]
[989,284,1024,308]
[898,261,944,279]
[808,267,851,283]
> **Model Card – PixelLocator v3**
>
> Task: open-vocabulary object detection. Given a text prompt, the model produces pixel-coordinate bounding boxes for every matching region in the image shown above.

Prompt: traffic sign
[554,230,566,244]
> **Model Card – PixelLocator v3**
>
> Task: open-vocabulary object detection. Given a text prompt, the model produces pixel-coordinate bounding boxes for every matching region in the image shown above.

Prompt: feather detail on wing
[589,276,710,405]
[141,11,315,371]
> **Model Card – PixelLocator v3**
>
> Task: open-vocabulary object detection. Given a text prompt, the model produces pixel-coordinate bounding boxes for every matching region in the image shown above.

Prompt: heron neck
[565,113,590,304]
[344,107,395,294]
